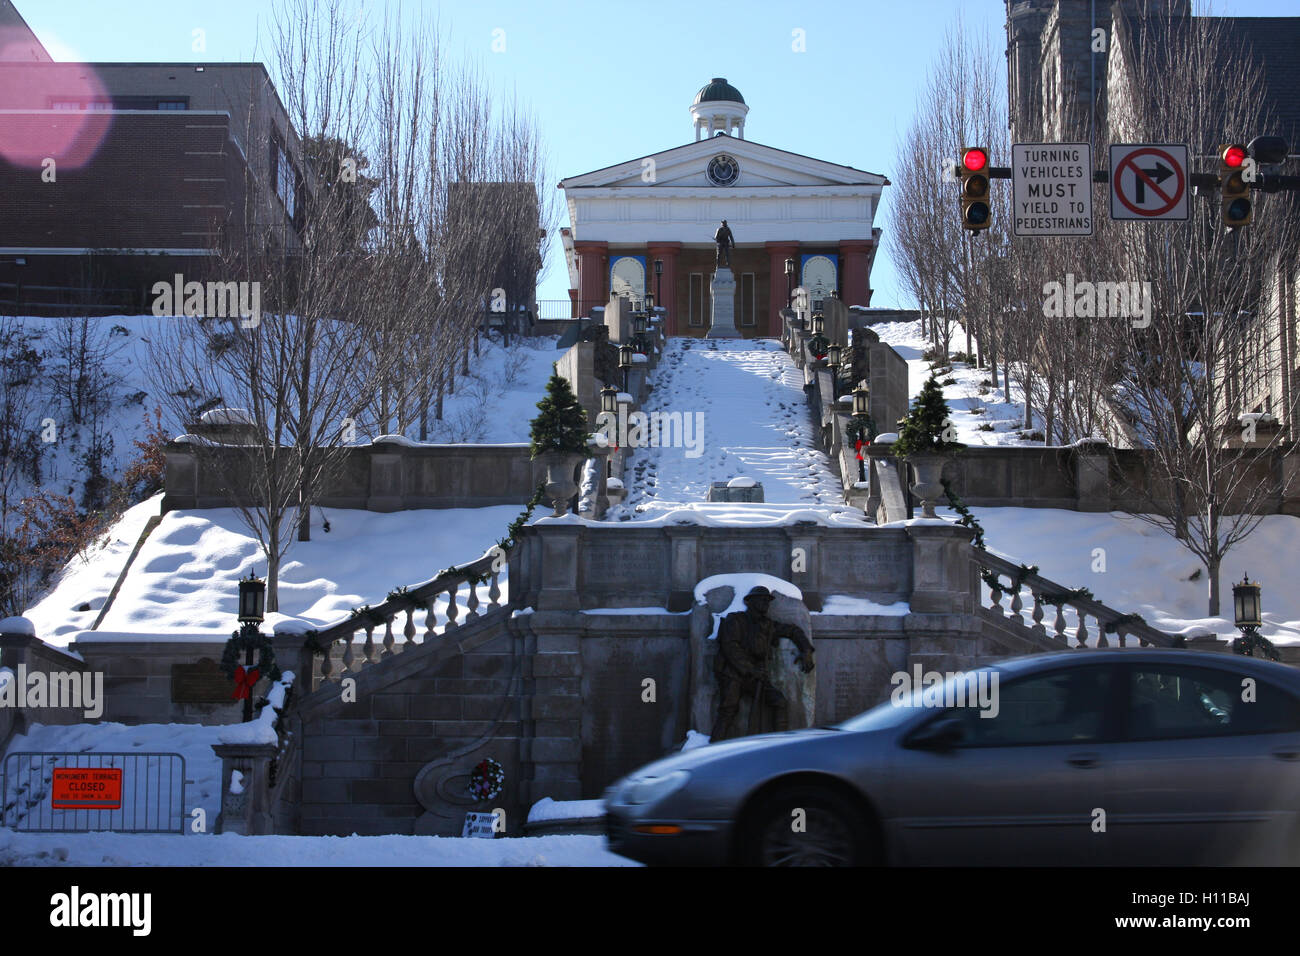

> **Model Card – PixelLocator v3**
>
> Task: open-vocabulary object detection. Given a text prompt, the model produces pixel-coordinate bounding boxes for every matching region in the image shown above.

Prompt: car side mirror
[906,712,967,751]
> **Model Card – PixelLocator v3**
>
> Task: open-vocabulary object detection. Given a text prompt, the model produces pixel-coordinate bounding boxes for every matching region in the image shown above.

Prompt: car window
[946,666,1113,748]
[1127,664,1300,740]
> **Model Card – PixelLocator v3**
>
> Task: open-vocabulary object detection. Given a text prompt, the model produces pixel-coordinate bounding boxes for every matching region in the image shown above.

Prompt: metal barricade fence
[2,752,187,834]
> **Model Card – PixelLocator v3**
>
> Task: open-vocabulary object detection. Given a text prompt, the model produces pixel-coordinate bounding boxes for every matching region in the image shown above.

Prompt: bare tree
[1106,13,1300,615]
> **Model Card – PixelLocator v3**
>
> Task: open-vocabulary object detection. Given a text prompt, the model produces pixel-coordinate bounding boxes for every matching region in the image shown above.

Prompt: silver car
[605,649,1300,866]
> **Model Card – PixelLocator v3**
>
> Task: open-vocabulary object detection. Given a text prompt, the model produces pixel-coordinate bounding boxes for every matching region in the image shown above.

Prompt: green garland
[941,478,985,549]
[1040,587,1094,607]
[1104,612,1143,634]
[497,480,547,553]
[1233,631,1281,662]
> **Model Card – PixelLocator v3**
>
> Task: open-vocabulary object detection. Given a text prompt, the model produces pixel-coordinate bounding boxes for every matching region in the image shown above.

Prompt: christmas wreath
[467,757,505,802]
[220,627,281,699]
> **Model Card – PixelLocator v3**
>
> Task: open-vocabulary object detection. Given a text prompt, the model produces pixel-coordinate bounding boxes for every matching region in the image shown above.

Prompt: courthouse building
[558,78,889,338]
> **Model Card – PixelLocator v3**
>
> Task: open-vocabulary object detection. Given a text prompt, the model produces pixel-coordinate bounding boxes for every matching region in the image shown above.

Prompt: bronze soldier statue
[714,219,734,269]
[711,586,815,741]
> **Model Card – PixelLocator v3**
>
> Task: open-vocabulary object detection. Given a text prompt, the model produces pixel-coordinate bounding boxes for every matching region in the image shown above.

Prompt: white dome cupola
[690,77,748,141]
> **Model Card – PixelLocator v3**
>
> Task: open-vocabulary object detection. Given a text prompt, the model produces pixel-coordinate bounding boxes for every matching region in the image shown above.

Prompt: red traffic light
[1222,144,1247,168]
[962,148,988,171]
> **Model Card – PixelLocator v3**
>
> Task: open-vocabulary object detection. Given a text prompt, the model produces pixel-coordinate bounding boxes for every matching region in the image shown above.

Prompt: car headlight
[626,770,691,806]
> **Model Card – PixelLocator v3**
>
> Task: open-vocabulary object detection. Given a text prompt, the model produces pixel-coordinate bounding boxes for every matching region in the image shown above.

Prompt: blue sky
[20,0,1296,309]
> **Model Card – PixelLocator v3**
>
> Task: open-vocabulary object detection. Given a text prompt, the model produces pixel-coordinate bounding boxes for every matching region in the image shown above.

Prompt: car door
[885,663,1120,866]
[1105,660,1300,865]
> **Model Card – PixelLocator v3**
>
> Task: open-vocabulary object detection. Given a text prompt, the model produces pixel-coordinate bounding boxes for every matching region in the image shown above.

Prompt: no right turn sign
[1109,144,1190,221]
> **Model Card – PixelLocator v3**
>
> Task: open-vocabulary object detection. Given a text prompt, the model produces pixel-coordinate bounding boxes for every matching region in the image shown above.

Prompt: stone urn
[540,450,586,517]
[906,454,946,518]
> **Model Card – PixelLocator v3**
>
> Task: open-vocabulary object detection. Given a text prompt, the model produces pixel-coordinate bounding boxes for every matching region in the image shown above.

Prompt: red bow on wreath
[231,665,261,700]
[855,438,869,460]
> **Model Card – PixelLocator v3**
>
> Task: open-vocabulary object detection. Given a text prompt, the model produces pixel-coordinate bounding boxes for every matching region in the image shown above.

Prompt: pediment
[560,137,887,191]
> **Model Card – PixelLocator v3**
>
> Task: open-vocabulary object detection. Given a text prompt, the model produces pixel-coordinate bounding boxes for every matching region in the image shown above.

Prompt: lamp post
[654,258,663,314]
[785,257,795,309]
[235,572,266,723]
[1232,573,1275,659]
[827,343,843,399]
[851,384,872,483]
[619,343,633,393]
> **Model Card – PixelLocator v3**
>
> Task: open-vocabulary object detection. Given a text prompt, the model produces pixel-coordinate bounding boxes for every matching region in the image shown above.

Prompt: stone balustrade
[304,547,509,690]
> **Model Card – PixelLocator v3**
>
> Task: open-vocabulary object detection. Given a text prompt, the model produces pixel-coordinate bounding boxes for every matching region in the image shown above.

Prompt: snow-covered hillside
[870,319,1045,444]
[25,503,523,645]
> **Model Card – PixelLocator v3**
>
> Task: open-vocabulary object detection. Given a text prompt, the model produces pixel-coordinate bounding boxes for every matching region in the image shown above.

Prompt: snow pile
[420,334,560,444]
[526,797,606,823]
[816,597,910,616]
[681,730,711,751]
[216,672,295,746]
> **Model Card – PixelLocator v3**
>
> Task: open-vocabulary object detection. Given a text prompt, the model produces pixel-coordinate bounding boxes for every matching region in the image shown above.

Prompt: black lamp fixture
[600,383,619,416]
[654,258,663,313]
[1234,573,1261,630]
[619,343,633,392]
[812,312,825,335]
[1232,573,1274,659]
[784,257,795,308]
[852,384,870,418]
[827,343,843,367]
[238,572,266,625]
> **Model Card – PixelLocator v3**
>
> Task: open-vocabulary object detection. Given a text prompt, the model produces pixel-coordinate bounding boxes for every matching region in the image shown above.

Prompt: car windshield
[835,666,1005,732]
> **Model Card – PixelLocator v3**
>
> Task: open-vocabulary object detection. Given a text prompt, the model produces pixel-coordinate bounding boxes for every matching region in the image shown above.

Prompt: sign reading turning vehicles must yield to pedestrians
[1109,144,1189,221]
[1012,143,1094,237]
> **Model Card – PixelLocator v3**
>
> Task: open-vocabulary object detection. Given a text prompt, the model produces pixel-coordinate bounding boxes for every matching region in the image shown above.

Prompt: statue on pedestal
[710,586,815,741]
[714,219,734,269]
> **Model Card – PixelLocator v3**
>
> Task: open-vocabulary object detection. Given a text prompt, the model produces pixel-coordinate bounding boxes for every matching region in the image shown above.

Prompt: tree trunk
[266,538,281,614]
[1207,554,1221,617]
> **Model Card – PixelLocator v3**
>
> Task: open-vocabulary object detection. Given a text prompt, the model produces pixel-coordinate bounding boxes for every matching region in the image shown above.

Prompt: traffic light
[1220,143,1252,228]
[959,147,991,232]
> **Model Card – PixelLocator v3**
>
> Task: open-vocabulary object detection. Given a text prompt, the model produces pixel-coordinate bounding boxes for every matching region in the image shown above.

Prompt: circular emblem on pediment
[707,154,740,187]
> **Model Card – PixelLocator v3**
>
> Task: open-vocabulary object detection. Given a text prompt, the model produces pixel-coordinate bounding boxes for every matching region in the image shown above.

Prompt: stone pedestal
[705,268,741,339]
[212,742,278,835]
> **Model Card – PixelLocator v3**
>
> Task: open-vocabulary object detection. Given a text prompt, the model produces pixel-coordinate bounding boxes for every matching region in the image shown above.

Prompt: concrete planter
[906,454,946,518]
[541,451,586,516]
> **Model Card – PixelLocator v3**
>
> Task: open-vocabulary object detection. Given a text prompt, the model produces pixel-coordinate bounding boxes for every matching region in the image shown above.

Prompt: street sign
[1011,143,1094,236]
[1109,144,1189,221]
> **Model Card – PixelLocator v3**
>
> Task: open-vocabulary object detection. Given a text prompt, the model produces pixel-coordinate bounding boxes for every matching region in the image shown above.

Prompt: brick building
[558,78,888,338]
[0,7,309,315]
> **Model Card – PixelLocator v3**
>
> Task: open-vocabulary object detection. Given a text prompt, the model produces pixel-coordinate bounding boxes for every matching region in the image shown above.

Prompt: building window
[156,100,188,110]
[740,272,755,326]
[270,133,298,221]
[689,273,704,327]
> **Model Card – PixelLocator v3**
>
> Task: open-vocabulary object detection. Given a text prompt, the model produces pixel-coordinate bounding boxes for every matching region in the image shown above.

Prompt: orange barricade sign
[51,767,122,810]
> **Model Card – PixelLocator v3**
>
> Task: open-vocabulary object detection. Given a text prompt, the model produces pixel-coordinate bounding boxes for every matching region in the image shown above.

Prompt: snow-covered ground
[0,830,633,866]
[870,319,1044,445]
[25,503,521,645]
[614,338,846,519]
[970,507,1300,645]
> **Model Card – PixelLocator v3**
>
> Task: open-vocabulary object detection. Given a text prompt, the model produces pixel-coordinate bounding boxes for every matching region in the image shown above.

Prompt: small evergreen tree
[529,371,590,458]
[892,374,964,457]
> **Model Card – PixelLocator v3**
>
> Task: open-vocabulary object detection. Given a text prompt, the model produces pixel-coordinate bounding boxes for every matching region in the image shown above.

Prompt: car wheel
[742,785,875,867]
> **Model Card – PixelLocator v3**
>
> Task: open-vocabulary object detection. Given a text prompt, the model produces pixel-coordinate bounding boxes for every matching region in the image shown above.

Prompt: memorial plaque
[171,657,233,704]
[462,811,500,838]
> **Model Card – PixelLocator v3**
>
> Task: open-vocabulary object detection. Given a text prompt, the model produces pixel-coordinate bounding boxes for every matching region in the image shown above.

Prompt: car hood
[614,728,845,783]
